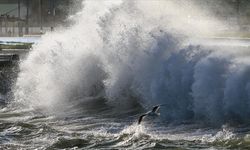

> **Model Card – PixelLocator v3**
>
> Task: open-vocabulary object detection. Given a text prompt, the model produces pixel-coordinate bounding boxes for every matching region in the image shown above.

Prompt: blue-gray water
[1,99,250,150]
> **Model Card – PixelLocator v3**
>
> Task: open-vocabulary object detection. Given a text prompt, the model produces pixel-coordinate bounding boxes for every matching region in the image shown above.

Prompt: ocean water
[1,0,250,149]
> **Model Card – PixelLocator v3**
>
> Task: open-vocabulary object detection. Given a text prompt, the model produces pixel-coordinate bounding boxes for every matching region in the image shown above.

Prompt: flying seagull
[138,105,161,124]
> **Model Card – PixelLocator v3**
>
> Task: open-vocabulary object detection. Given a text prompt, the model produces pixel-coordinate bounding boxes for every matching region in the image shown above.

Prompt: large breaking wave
[13,0,250,125]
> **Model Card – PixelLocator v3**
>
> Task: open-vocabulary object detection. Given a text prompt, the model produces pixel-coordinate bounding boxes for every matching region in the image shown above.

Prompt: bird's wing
[138,114,147,124]
[152,105,160,113]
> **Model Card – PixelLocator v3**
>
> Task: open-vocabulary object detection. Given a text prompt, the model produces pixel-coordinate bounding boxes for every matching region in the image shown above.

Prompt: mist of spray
[13,0,250,124]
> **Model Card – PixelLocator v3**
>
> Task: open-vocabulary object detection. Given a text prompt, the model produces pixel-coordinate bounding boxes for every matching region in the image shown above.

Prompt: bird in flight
[138,105,161,124]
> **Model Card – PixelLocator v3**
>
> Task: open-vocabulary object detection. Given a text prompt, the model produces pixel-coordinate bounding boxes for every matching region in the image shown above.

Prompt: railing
[0,27,52,37]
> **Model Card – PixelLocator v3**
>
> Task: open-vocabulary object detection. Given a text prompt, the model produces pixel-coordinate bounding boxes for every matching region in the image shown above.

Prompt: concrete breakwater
[0,36,39,93]
[0,60,18,98]
[0,47,31,98]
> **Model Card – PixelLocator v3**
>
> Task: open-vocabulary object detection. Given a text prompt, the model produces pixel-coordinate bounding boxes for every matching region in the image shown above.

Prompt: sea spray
[12,0,250,125]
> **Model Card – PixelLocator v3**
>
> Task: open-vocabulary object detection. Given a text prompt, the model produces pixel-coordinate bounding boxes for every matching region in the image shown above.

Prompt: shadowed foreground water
[1,100,250,150]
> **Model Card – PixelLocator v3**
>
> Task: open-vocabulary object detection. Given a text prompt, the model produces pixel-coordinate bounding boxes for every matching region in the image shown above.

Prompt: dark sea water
[1,98,250,150]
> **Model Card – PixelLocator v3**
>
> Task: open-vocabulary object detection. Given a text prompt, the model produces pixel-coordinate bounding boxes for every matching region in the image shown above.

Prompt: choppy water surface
[1,102,250,150]
[2,0,250,149]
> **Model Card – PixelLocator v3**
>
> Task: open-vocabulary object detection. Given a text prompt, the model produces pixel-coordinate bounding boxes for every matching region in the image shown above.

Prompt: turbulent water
[1,0,250,149]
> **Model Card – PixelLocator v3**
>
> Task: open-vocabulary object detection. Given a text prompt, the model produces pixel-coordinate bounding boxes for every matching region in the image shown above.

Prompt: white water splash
[13,0,250,125]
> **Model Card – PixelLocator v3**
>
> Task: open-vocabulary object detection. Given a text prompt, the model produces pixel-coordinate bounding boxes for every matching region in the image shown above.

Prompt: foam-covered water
[1,0,250,149]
